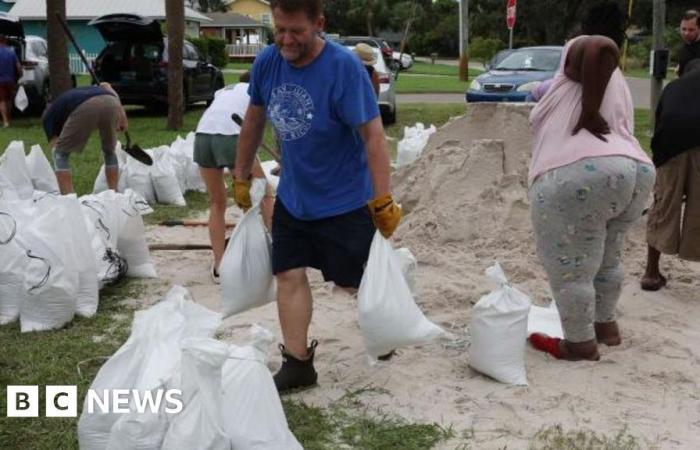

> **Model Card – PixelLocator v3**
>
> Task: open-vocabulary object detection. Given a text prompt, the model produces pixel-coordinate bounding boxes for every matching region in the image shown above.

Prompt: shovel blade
[124,143,153,166]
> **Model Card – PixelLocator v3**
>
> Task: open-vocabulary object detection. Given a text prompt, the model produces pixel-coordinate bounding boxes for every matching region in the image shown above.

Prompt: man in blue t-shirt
[42,82,128,194]
[0,34,22,128]
[233,0,402,392]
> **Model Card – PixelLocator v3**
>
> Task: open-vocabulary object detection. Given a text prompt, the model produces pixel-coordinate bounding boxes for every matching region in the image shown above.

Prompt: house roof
[229,0,270,6]
[9,0,211,22]
[202,12,263,28]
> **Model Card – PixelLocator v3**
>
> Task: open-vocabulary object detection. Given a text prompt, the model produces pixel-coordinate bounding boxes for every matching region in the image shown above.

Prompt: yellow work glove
[368,194,402,238]
[233,177,252,211]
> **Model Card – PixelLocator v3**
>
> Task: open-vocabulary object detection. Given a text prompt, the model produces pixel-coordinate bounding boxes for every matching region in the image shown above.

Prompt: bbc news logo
[6,386,183,417]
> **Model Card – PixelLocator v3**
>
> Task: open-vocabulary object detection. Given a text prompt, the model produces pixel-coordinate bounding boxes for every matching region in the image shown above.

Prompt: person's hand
[573,111,610,142]
[233,177,252,211]
[368,194,402,238]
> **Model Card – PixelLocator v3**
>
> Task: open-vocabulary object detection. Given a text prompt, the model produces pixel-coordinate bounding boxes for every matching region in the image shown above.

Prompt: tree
[166,0,185,130]
[195,0,230,12]
[46,0,72,99]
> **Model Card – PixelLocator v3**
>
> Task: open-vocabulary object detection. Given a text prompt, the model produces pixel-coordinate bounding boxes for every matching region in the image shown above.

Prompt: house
[200,12,268,59]
[8,0,211,54]
[225,0,272,28]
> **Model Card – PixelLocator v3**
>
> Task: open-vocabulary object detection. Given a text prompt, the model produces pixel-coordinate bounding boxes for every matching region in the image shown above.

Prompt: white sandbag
[0,171,19,200]
[0,205,26,324]
[396,123,436,167]
[121,188,154,216]
[260,160,280,191]
[250,177,267,207]
[25,145,59,194]
[358,232,444,361]
[14,85,28,111]
[124,155,156,204]
[151,147,186,206]
[15,200,79,332]
[46,195,98,317]
[527,301,564,339]
[161,337,229,450]
[469,262,531,386]
[106,408,170,450]
[183,132,207,193]
[94,190,157,279]
[220,204,274,316]
[222,325,302,450]
[78,286,221,450]
[0,141,33,199]
[395,247,417,295]
[168,135,190,194]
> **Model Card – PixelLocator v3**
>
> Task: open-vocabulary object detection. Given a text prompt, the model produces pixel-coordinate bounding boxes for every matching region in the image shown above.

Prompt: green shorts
[193,133,238,168]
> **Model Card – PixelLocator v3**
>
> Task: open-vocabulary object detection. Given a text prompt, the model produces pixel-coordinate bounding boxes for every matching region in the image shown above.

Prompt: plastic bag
[161,338,230,450]
[469,263,531,385]
[0,141,33,199]
[260,160,280,192]
[151,147,186,206]
[14,85,28,112]
[358,232,444,361]
[124,154,156,204]
[93,144,128,194]
[395,247,417,295]
[527,301,564,339]
[15,200,79,332]
[221,325,302,450]
[0,205,26,324]
[78,286,221,450]
[25,145,59,194]
[396,123,436,167]
[220,204,274,316]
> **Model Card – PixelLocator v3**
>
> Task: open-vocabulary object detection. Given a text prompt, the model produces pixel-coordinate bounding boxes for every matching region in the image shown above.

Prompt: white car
[392,51,413,70]
[345,45,397,124]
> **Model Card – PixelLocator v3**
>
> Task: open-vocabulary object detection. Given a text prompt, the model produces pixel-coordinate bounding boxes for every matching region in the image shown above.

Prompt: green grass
[0,279,146,450]
[635,108,651,154]
[623,66,676,81]
[283,388,455,449]
[224,62,253,71]
[396,74,471,93]
[408,61,483,78]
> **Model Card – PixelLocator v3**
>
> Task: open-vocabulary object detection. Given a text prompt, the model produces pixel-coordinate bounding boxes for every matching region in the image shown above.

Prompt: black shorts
[271,200,375,288]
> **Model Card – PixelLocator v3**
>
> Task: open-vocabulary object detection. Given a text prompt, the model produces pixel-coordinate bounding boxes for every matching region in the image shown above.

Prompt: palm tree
[166,0,185,130]
[46,0,72,100]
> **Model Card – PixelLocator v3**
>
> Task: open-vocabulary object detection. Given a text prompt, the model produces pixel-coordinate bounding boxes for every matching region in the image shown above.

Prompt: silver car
[345,45,397,124]
[19,36,51,111]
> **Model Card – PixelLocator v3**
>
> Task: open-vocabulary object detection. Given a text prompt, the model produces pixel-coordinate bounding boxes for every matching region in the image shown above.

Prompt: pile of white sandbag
[395,122,437,167]
[93,133,206,206]
[79,286,301,450]
[0,141,156,332]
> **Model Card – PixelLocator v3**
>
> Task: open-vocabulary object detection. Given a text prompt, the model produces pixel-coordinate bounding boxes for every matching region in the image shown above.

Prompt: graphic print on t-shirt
[269,83,315,141]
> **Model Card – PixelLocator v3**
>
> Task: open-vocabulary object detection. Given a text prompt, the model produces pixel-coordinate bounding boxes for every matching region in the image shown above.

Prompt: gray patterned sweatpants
[529,156,655,342]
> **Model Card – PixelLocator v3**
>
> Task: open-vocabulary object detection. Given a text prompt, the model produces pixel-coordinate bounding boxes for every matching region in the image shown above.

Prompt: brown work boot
[595,321,622,346]
[273,340,318,393]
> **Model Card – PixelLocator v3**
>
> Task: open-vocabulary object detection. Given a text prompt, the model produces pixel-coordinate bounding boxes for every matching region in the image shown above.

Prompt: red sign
[506,0,517,29]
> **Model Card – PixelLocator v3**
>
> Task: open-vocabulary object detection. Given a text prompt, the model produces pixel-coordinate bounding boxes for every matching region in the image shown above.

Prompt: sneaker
[210,265,220,284]
[273,340,318,393]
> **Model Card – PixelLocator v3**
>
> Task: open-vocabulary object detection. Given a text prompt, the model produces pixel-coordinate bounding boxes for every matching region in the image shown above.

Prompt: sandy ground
[140,103,700,449]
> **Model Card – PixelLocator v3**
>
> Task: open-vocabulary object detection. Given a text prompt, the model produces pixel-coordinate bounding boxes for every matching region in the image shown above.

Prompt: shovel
[56,13,153,166]
[231,113,282,162]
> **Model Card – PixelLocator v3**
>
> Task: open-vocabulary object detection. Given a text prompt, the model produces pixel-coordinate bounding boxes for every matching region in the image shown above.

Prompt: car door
[185,42,209,98]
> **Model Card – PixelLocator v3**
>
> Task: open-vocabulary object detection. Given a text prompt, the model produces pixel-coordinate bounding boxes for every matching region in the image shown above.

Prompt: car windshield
[494,48,561,71]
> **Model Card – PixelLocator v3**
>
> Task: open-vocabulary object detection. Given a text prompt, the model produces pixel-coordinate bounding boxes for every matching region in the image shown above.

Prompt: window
[261,13,271,25]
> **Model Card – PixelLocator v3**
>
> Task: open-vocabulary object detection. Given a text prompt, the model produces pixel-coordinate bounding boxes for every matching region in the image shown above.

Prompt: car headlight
[470,79,482,91]
[517,81,542,92]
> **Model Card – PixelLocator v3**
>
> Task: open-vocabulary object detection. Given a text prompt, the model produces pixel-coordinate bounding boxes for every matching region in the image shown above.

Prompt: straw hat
[354,43,377,66]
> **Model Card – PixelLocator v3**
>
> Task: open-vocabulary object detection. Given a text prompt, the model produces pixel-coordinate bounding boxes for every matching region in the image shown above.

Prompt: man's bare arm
[234,104,267,180]
[358,115,390,197]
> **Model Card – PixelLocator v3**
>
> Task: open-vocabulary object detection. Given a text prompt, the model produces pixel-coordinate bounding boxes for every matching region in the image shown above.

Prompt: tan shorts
[55,94,120,155]
[646,148,700,261]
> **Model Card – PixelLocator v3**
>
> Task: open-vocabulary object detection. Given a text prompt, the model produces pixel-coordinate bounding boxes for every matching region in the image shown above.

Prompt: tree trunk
[46,0,73,100]
[166,0,185,130]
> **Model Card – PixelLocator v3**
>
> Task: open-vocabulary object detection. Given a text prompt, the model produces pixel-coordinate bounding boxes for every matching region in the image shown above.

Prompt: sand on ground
[140,103,700,449]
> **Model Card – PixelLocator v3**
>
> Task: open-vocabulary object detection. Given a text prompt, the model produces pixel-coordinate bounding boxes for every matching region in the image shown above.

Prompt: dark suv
[89,14,224,110]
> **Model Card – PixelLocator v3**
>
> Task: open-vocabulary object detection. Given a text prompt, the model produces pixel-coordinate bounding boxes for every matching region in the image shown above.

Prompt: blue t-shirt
[42,86,115,140]
[0,46,18,83]
[248,40,380,220]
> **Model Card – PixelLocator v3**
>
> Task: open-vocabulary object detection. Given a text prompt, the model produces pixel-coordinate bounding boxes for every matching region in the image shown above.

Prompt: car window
[129,43,159,61]
[495,48,561,71]
[184,43,199,60]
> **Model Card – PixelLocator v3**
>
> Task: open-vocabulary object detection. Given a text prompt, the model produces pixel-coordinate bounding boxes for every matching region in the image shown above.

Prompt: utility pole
[650,0,665,129]
[458,0,469,81]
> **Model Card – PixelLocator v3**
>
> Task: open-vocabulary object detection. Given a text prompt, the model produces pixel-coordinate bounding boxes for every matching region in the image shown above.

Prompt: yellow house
[226,0,273,27]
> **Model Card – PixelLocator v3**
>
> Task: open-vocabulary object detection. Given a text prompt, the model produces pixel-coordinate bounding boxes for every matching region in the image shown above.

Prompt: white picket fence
[69,52,98,75]
[225,43,266,58]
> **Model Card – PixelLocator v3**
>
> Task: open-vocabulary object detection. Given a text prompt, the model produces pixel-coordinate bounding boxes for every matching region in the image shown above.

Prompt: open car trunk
[0,12,25,62]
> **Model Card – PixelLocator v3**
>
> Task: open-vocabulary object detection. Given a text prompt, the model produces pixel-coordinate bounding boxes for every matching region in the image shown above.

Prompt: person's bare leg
[0,100,9,127]
[199,167,227,270]
[55,170,74,194]
[641,245,666,290]
[276,268,313,358]
[105,166,119,191]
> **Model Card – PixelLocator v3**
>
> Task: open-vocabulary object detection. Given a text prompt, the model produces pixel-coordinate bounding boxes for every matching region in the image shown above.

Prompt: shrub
[469,36,506,62]
[186,36,229,68]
